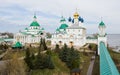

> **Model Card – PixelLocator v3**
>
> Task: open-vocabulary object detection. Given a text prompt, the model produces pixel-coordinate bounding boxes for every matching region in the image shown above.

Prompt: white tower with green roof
[14,14,46,45]
[98,21,107,54]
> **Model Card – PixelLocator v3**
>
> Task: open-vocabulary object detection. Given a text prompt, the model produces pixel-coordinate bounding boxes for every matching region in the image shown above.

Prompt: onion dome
[78,16,84,23]
[56,28,60,32]
[99,21,105,27]
[30,14,40,26]
[30,21,40,26]
[72,19,74,23]
[68,17,72,22]
[60,16,66,22]
[25,28,28,30]
[59,24,68,29]
[41,28,44,30]
[74,12,79,19]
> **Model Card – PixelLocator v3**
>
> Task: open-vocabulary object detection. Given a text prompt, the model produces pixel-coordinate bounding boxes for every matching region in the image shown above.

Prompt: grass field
[1,47,94,75]
[92,56,100,75]
[108,48,120,72]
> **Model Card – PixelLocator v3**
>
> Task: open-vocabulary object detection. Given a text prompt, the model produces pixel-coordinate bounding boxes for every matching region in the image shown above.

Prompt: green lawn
[108,48,120,72]
[80,52,94,75]
[1,47,94,75]
[92,56,100,75]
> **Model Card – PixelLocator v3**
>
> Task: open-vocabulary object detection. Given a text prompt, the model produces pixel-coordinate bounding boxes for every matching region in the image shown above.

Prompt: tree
[34,51,44,69]
[43,38,48,50]
[67,46,80,70]
[24,48,33,69]
[54,44,60,53]
[59,46,80,70]
[44,55,55,69]
[59,44,69,62]
[47,55,54,69]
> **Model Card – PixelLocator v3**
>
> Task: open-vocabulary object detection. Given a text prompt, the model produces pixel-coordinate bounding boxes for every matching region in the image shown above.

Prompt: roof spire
[74,8,79,19]
[33,12,37,21]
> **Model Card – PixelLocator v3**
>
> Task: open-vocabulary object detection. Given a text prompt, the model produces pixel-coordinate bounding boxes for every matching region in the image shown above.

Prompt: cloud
[0,0,120,34]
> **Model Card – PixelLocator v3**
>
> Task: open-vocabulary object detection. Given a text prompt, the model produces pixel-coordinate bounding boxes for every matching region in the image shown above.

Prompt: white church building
[51,11,107,48]
[14,15,46,45]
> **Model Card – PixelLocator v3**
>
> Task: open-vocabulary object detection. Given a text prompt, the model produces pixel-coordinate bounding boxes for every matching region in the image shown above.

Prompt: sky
[0,0,120,34]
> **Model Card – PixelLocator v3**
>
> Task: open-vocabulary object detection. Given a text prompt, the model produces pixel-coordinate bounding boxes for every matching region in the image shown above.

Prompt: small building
[12,41,23,49]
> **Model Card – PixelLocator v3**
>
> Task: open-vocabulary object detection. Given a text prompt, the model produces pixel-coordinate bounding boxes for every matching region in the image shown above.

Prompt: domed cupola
[99,21,105,27]
[30,14,40,27]
[73,12,79,19]
[72,19,74,23]
[59,24,68,29]
[60,16,66,23]
[78,16,84,23]
[68,17,72,22]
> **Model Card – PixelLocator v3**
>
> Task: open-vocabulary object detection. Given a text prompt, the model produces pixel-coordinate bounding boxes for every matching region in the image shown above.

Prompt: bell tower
[98,20,107,55]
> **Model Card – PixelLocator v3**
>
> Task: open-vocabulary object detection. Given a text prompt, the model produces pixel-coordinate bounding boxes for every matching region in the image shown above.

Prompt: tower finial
[76,8,78,12]
[33,12,37,21]
[74,8,79,19]
[34,12,37,18]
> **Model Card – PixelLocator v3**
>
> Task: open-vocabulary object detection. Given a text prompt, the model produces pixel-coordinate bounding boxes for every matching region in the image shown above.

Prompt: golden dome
[73,12,79,19]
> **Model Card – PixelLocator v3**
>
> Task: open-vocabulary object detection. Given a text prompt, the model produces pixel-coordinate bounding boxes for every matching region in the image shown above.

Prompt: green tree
[54,44,60,53]
[34,53,44,69]
[43,38,48,50]
[66,46,80,70]
[44,55,55,69]
[47,55,54,69]
[59,44,69,62]
[24,48,33,69]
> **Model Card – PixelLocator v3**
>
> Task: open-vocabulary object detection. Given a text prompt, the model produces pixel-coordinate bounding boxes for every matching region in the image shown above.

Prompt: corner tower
[98,21,107,55]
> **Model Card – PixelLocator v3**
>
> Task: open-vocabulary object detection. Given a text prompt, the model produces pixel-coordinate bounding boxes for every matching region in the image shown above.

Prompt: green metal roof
[100,42,120,75]
[99,21,105,26]
[30,21,40,26]
[41,28,44,30]
[25,28,28,30]
[34,15,37,19]
[59,24,68,29]
[13,41,22,48]
[56,28,60,31]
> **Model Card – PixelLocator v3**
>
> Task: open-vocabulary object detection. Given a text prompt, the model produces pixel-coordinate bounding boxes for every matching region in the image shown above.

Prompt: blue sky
[0,0,120,34]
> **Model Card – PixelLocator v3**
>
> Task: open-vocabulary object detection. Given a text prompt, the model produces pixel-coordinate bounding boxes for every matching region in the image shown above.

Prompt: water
[107,34,120,47]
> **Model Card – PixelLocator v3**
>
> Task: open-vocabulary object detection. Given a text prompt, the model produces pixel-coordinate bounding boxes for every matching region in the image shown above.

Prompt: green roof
[99,21,105,26]
[56,28,60,31]
[34,15,37,19]
[13,41,22,48]
[59,24,68,29]
[41,28,44,30]
[30,21,40,26]
[25,28,28,30]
